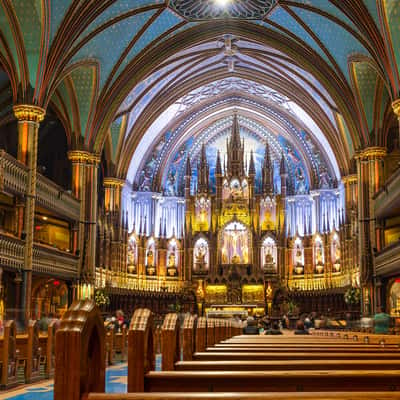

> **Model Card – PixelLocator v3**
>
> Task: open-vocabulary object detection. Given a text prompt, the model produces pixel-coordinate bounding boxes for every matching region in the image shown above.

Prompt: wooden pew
[87,393,400,400]
[175,359,400,371]
[205,346,400,353]
[143,370,400,392]
[114,326,127,362]
[312,330,400,346]
[105,327,115,365]
[182,315,196,361]
[54,301,400,400]
[54,299,105,400]
[0,320,18,388]
[16,320,42,383]
[39,320,58,378]
[195,317,206,353]
[193,351,400,361]
[207,319,215,347]
[161,314,180,371]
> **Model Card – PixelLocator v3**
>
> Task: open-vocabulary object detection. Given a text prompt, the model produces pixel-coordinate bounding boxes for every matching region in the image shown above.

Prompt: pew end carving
[54,299,105,400]
[183,315,197,361]
[161,313,180,371]
[128,308,155,392]
[196,317,207,353]
[0,320,18,388]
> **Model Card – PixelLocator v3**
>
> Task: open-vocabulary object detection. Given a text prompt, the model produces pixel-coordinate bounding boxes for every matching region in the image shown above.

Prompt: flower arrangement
[94,289,110,307]
[344,287,361,305]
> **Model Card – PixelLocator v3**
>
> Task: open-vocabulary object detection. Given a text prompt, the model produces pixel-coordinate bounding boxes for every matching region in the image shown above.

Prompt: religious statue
[195,244,206,265]
[147,249,154,266]
[316,244,323,265]
[231,254,241,264]
[265,248,273,265]
[167,252,176,267]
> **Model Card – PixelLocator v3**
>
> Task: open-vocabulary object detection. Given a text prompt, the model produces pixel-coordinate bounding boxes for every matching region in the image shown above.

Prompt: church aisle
[1,364,128,400]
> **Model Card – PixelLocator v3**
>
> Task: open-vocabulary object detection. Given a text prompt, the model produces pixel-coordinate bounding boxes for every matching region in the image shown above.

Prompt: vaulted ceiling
[0,0,399,186]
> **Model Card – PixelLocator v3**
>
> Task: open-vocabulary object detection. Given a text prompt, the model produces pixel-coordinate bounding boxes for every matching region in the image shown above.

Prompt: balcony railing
[95,268,183,293]
[0,232,79,278]
[0,150,80,220]
[374,241,400,277]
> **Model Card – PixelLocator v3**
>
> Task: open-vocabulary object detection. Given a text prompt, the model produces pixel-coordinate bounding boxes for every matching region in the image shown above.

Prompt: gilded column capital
[68,150,100,164]
[68,150,90,163]
[86,153,101,165]
[103,177,125,188]
[341,174,357,185]
[355,146,386,160]
[392,99,400,117]
[13,104,45,123]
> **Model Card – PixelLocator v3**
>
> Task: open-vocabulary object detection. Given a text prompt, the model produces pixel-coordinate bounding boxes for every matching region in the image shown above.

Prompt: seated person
[265,322,283,335]
[294,320,309,335]
[243,317,259,335]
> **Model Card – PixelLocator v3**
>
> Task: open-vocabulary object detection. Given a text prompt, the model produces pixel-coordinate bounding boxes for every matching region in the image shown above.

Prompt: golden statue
[265,249,273,264]
[147,249,154,266]
[167,252,176,267]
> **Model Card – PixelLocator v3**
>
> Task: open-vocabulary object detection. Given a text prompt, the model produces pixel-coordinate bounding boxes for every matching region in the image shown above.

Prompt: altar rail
[0,150,80,221]
[0,233,78,278]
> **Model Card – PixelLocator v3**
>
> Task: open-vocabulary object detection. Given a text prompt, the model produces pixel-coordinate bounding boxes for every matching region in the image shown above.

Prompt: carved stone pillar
[13,105,45,324]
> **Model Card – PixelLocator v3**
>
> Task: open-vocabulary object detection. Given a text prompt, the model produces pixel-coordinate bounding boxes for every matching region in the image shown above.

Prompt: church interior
[1,0,400,398]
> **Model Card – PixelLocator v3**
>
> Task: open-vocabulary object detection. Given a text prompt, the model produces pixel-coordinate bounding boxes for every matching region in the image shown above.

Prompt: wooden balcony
[0,232,79,278]
[374,166,400,219]
[374,241,400,278]
[0,150,80,221]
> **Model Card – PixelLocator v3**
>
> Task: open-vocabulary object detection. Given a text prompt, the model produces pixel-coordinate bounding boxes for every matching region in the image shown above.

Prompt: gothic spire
[216,150,222,175]
[262,143,273,196]
[248,150,256,176]
[226,112,245,177]
[197,143,209,193]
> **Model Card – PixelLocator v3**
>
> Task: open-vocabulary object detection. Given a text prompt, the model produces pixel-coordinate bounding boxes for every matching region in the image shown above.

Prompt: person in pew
[294,320,309,335]
[264,322,283,335]
[243,317,259,335]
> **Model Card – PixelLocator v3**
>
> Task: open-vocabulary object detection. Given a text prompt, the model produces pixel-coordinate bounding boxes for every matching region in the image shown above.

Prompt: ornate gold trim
[355,147,386,160]
[392,99,400,117]
[103,177,125,187]
[342,174,357,184]
[68,150,100,164]
[13,104,45,123]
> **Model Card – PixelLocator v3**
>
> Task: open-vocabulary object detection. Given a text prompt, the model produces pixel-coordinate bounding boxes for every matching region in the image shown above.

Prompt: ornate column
[85,153,100,284]
[355,147,386,315]
[67,151,100,289]
[13,105,45,323]
[67,151,88,261]
[103,178,125,213]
